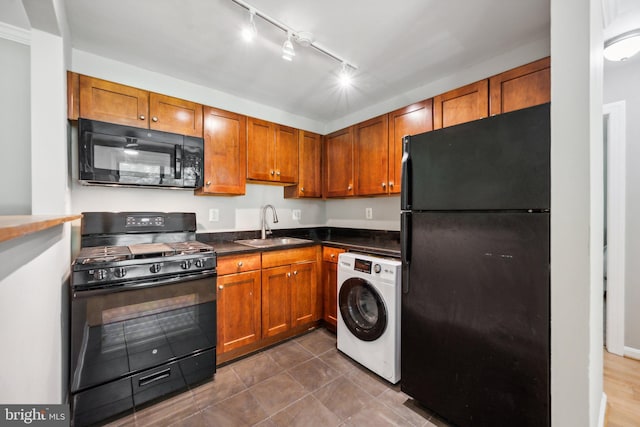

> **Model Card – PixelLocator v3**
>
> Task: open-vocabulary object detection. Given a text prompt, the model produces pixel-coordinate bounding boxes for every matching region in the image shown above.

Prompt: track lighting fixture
[604,29,640,61]
[241,9,257,42]
[282,32,295,61]
[231,0,357,82]
[339,63,353,88]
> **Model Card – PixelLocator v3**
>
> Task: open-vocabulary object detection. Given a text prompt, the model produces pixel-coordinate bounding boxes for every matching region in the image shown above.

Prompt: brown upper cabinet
[196,106,246,196]
[247,117,298,184]
[324,127,354,198]
[73,74,203,137]
[284,130,322,198]
[433,80,489,130]
[388,100,433,194]
[489,57,550,116]
[354,114,389,196]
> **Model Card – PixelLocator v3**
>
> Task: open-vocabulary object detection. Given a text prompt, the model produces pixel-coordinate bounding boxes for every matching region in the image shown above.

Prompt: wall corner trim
[0,21,30,45]
[598,392,607,427]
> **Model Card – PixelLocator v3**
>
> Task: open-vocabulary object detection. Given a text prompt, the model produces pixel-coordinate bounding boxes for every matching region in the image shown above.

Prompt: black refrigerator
[400,103,550,427]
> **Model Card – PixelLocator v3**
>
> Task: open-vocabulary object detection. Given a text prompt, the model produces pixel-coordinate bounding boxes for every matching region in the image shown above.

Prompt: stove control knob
[374,264,382,274]
[114,267,127,278]
[149,263,162,274]
[194,259,205,268]
[93,269,107,281]
[181,260,192,270]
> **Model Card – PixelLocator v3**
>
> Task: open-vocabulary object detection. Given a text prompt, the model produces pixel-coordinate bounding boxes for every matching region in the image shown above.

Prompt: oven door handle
[72,269,217,297]
[175,145,182,179]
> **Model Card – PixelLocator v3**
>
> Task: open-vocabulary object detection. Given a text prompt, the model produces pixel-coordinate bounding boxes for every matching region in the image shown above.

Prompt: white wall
[325,196,400,231]
[550,0,604,425]
[0,36,31,215]
[604,58,640,351]
[0,226,71,403]
[0,0,74,405]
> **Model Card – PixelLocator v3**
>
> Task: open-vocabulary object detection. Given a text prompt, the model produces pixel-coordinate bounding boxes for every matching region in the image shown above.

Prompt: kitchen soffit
[18,0,550,123]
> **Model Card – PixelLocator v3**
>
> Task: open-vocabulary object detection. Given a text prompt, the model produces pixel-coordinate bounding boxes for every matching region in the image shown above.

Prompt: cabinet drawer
[322,247,345,263]
[217,254,261,275]
[262,246,318,268]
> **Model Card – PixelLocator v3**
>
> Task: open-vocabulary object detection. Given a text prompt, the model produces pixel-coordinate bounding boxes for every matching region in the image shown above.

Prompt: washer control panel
[339,252,401,282]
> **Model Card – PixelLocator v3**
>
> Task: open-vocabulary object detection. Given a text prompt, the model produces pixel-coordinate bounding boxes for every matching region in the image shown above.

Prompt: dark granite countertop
[197,227,400,258]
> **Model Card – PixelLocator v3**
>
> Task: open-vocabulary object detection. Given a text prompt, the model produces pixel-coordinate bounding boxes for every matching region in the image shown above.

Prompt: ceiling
[0,1,561,124]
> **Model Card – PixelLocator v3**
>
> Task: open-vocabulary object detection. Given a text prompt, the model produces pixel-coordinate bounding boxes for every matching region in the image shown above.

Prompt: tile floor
[105,328,448,427]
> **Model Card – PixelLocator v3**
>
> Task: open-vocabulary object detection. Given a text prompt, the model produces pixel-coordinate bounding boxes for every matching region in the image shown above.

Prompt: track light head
[282,32,295,61]
[339,63,352,87]
[241,9,257,42]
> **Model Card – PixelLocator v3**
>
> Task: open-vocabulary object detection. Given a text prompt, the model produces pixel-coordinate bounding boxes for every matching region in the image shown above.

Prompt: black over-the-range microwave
[78,118,204,189]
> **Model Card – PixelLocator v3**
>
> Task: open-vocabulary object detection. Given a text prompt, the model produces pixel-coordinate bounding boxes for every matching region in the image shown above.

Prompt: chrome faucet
[261,204,279,239]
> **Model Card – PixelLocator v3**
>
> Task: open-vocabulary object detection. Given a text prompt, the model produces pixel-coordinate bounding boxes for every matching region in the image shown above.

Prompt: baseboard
[598,392,607,427]
[624,346,640,360]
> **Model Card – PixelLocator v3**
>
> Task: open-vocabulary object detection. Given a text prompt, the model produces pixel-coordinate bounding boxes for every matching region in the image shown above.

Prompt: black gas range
[70,212,217,426]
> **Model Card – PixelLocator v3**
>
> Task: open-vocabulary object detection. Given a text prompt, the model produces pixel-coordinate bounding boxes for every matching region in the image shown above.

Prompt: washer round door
[338,277,387,341]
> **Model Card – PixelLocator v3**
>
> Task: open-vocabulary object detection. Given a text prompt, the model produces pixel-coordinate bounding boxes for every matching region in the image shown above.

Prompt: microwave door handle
[175,145,182,179]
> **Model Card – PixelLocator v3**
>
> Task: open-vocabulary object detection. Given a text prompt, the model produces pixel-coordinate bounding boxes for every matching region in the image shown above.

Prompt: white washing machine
[337,252,402,384]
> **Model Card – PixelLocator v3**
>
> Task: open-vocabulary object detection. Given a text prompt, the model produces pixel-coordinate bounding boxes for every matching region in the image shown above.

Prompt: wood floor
[604,350,640,427]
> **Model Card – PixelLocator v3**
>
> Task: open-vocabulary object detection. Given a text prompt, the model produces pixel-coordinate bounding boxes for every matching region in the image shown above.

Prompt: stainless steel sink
[234,237,313,248]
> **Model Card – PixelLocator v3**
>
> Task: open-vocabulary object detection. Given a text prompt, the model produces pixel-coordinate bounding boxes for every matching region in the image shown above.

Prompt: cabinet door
[217,270,262,354]
[285,131,322,198]
[324,127,354,197]
[79,75,149,128]
[247,117,276,181]
[197,107,246,195]
[149,93,203,137]
[388,100,433,194]
[262,265,292,338]
[291,261,317,327]
[489,57,550,116]
[433,80,489,129]
[354,114,389,196]
[322,261,338,329]
[275,125,298,183]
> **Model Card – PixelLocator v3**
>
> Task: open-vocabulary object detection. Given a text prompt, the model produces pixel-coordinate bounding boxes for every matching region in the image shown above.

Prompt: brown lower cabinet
[322,246,346,330]
[216,246,321,364]
[216,254,262,355]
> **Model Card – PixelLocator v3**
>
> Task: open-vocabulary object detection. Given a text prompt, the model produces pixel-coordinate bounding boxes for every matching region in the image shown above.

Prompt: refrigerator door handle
[401,211,411,294]
[401,136,412,210]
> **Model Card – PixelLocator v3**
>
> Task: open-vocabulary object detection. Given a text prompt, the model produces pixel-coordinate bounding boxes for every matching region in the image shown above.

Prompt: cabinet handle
[293,270,298,275]
[237,261,243,267]
[300,187,305,192]
[152,116,158,122]
[270,170,275,176]
[139,115,145,120]
[276,170,281,176]
[218,285,223,290]
[206,181,211,186]
[287,272,291,277]
[382,182,386,188]
[389,182,394,188]
[348,185,353,191]
[330,253,335,258]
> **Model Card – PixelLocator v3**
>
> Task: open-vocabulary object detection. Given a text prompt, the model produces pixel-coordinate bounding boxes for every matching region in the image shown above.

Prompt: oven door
[70,271,216,395]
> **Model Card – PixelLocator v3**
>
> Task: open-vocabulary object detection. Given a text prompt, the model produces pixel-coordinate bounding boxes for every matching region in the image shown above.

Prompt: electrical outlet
[208,208,219,222]
[292,209,301,220]
[365,207,373,220]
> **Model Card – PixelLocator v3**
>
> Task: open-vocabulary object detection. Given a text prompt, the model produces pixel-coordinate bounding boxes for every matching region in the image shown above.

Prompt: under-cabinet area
[66,56,550,199]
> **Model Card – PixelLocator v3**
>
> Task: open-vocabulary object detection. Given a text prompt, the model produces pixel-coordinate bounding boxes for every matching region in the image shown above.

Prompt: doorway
[603,101,626,356]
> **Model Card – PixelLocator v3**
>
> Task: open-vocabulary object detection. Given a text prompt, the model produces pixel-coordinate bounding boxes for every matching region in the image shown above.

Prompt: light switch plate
[365,207,373,220]
[292,209,301,220]
[209,208,219,222]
